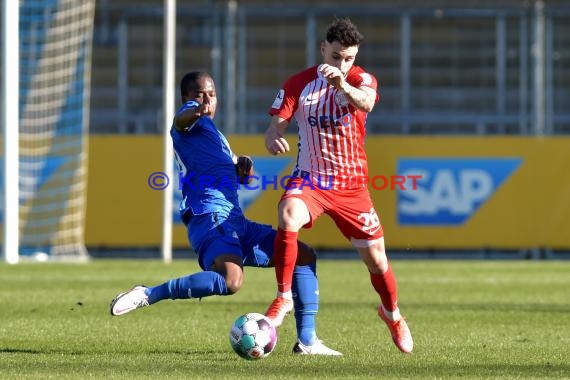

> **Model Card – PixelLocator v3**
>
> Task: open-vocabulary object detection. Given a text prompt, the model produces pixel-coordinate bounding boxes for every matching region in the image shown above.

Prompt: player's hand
[319,64,346,90]
[174,101,212,131]
[195,102,212,117]
[235,155,254,184]
[265,134,290,155]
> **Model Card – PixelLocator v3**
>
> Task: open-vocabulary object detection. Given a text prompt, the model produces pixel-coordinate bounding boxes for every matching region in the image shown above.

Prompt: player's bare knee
[278,200,308,231]
[367,253,389,274]
[279,210,301,230]
[222,268,244,295]
[225,277,243,295]
[357,241,389,274]
[367,261,385,274]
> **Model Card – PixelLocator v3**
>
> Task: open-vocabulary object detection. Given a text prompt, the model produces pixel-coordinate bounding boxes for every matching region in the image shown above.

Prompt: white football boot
[292,340,343,356]
[110,285,150,316]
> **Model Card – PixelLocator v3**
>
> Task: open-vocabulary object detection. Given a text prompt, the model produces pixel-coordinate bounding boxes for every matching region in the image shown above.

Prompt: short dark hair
[180,71,211,98]
[326,17,363,47]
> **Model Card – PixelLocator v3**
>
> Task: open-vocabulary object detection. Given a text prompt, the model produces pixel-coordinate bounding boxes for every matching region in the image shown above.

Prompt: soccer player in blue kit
[110,71,340,355]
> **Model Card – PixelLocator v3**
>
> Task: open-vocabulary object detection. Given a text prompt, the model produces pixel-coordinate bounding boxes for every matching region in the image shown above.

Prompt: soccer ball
[229,312,277,360]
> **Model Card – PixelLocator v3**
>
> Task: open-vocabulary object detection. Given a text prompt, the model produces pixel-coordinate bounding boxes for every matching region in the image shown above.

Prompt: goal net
[5,0,95,261]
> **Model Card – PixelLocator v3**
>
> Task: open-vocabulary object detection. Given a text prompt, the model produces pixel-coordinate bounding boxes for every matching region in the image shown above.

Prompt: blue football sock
[146,271,229,304]
[292,262,318,346]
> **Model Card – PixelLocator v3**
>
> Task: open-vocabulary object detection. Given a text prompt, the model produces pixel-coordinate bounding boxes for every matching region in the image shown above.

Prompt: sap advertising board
[397,158,522,226]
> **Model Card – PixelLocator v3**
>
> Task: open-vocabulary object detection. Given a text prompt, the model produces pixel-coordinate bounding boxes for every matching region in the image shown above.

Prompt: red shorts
[280,177,384,246]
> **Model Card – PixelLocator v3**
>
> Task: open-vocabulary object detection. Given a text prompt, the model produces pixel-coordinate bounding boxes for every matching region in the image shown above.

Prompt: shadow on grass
[0,348,43,354]
[325,301,570,314]
[2,346,569,378]
[0,347,227,358]
[406,302,570,313]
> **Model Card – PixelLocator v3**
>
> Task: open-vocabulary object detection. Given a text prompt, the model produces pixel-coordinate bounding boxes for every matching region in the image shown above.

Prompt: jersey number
[358,208,380,235]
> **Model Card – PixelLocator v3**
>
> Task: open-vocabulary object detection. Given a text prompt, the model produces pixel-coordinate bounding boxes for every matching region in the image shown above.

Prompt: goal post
[2,0,20,264]
[2,0,95,263]
[161,0,176,264]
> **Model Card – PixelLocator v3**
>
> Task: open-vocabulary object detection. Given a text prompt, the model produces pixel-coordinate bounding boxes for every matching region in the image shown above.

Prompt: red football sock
[370,264,398,312]
[273,228,298,293]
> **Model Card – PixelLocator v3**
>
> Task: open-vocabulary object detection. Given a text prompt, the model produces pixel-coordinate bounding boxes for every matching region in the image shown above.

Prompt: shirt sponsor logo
[307,113,352,129]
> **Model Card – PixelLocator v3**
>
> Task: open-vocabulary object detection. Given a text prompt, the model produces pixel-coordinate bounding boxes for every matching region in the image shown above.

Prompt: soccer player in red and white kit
[264,18,413,353]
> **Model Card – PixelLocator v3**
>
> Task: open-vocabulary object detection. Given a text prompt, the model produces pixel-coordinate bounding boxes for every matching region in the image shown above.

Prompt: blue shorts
[185,211,276,271]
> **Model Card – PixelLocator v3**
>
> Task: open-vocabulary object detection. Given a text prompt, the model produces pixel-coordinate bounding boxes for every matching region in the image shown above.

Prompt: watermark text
[147,172,422,191]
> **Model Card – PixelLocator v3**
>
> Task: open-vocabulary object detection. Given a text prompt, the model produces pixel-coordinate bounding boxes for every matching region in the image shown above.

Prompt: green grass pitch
[0,259,569,379]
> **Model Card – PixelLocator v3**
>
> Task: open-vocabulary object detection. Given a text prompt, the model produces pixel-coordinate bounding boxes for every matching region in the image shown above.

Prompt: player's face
[321,40,359,76]
[189,77,217,118]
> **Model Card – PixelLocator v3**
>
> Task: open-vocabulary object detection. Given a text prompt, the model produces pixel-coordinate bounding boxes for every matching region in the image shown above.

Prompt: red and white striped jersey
[269,64,379,189]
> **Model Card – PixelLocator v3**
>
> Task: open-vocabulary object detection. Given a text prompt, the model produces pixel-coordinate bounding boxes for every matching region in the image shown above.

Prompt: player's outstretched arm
[173,102,212,132]
[265,116,290,155]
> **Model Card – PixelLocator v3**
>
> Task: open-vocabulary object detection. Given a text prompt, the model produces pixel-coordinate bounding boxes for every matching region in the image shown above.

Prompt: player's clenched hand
[195,103,212,117]
[265,132,290,155]
[174,102,213,131]
[235,155,254,184]
[319,64,345,90]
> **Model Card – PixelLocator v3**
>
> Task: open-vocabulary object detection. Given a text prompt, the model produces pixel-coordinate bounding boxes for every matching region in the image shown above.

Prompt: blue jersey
[171,101,240,216]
